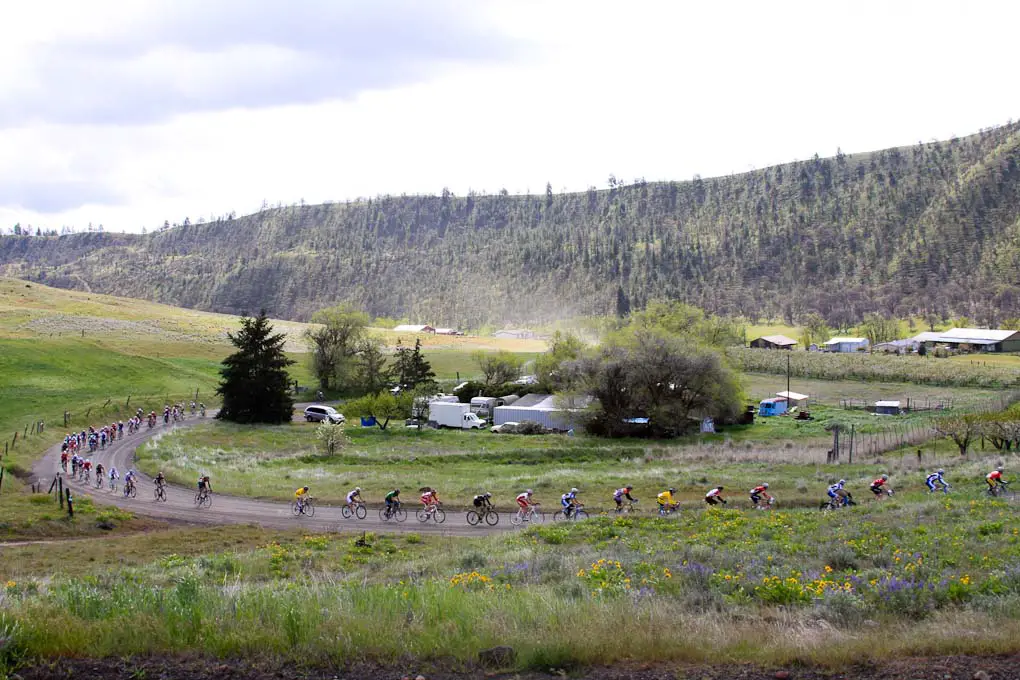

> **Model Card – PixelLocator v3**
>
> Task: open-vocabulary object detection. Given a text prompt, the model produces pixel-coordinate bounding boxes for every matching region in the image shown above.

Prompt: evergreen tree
[216,311,295,424]
[393,338,436,390]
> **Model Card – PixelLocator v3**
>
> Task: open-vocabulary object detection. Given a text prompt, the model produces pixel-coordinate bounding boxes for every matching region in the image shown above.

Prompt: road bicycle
[657,503,681,517]
[340,501,367,519]
[154,483,167,502]
[751,496,775,511]
[985,482,1015,499]
[416,503,446,524]
[291,497,316,517]
[820,493,856,511]
[379,503,407,522]
[466,505,500,526]
[615,499,638,514]
[553,503,589,521]
[123,480,138,499]
[509,504,544,526]
[195,489,212,508]
[94,475,104,490]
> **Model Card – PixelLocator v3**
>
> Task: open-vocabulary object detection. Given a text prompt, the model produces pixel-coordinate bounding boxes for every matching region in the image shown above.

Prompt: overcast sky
[2,0,1018,233]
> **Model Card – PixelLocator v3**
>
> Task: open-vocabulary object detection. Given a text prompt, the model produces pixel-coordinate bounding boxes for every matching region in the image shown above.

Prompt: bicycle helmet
[937,469,944,475]
[717,486,725,491]
[996,466,1004,472]
[354,486,361,492]
[484,492,492,498]
[394,488,400,493]
[571,487,578,494]
[625,485,633,491]
[303,486,309,492]
[838,479,846,485]
[668,487,676,493]
[526,489,533,494]
[881,474,888,481]
[762,482,769,489]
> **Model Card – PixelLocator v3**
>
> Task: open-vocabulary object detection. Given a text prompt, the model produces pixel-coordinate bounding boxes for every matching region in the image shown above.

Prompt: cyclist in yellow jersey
[657,488,678,514]
[295,486,310,512]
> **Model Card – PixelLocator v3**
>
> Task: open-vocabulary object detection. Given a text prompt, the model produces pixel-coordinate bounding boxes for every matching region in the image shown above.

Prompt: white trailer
[469,395,520,419]
[429,401,486,429]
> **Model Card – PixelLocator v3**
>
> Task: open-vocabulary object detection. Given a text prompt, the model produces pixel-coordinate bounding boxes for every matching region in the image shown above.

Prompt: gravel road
[31,416,524,538]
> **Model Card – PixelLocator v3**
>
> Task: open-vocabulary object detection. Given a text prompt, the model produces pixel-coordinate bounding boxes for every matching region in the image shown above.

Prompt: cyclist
[749,482,772,508]
[613,485,637,512]
[827,479,849,506]
[384,488,401,517]
[94,462,105,483]
[869,474,891,497]
[925,469,950,493]
[705,486,727,505]
[294,486,310,512]
[986,467,1007,492]
[473,491,493,513]
[197,475,212,497]
[154,471,166,489]
[420,487,441,511]
[108,466,120,490]
[82,458,92,481]
[515,489,535,519]
[657,487,678,515]
[345,486,363,510]
[561,487,580,518]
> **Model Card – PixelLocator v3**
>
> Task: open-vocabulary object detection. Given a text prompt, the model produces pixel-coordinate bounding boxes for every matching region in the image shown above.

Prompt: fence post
[849,424,855,464]
[12,431,17,447]
[66,488,74,517]
[0,465,4,496]
[59,476,64,508]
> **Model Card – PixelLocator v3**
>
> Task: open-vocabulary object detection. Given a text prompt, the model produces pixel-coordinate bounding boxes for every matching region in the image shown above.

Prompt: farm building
[434,328,461,335]
[393,324,435,334]
[874,400,902,416]
[492,393,588,430]
[776,391,809,408]
[749,335,798,350]
[874,339,919,354]
[823,337,869,353]
[916,328,1020,353]
[493,329,536,340]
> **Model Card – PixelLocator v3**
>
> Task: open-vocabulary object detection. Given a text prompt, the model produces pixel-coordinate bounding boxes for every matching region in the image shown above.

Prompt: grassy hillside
[3,124,1020,329]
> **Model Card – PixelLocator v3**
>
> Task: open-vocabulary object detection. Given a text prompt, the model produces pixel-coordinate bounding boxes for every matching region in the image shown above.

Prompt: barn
[749,335,798,350]
[823,337,869,353]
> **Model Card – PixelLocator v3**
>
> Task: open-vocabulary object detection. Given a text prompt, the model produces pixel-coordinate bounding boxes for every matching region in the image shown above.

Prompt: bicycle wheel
[379,507,392,522]
[531,509,545,523]
[416,508,429,523]
[292,501,302,516]
[393,507,407,522]
[304,502,315,518]
[341,505,353,519]
[466,511,481,526]
[484,509,499,526]
[355,504,366,519]
[154,486,166,502]
[434,508,446,524]
[574,509,589,520]
[128,485,137,499]
[552,509,569,522]
[201,493,212,508]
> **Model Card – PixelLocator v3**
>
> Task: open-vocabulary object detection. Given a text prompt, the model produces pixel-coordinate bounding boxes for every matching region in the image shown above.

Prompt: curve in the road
[31,418,520,538]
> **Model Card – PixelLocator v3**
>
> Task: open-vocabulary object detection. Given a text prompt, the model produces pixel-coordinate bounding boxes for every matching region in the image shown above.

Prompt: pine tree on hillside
[217,311,295,424]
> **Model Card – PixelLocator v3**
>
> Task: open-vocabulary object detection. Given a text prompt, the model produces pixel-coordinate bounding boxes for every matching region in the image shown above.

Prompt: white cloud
[1,0,1018,232]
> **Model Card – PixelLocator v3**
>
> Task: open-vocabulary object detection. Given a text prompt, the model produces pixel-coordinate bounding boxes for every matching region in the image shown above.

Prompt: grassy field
[2,481,1019,671]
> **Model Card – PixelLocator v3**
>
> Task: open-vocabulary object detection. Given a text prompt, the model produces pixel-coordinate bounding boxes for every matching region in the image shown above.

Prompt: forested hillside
[3,123,1020,329]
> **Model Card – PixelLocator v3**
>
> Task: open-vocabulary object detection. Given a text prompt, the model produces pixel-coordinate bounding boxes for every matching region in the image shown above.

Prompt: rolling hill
[2,122,1020,329]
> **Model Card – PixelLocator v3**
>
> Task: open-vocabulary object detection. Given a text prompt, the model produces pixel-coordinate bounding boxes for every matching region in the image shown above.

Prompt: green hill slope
[3,123,1020,328]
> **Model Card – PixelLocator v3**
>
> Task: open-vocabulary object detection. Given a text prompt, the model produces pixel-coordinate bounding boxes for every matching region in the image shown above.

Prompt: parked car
[491,421,520,434]
[304,405,345,424]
